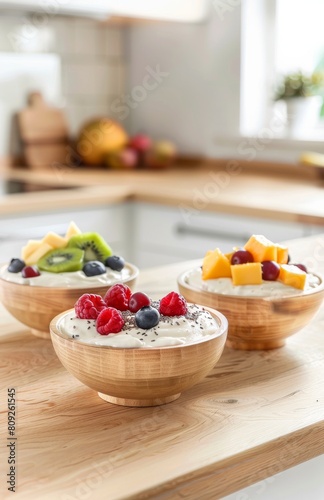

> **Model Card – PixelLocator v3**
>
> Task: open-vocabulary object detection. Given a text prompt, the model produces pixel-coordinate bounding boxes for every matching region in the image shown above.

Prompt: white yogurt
[0,266,131,288]
[58,304,219,348]
[187,268,320,298]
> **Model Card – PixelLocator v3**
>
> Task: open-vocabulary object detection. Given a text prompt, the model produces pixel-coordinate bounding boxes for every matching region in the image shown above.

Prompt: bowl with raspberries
[50,285,228,407]
[178,234,324,350]
[0,222,138,339]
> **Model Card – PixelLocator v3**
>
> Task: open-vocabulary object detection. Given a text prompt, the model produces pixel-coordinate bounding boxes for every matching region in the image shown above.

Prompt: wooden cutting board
[18,92,70,169]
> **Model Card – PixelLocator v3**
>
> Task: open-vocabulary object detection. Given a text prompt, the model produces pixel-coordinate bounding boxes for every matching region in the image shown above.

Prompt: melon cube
[231,262,262,286]
[279,264,306,290]
[21,240,41,261]
[202,248,232,280]
[275,244,289,264]
[42,232,67,249]
[26,242,53,265]
[244,235,277,262]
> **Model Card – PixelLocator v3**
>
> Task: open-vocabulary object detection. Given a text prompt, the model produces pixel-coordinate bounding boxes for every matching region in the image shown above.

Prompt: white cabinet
[0,204,129,263]
[132,202,310,269]
[1,200,322,269]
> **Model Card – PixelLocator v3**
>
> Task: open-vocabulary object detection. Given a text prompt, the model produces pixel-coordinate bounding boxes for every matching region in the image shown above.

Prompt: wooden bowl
[178,268,324,350]
[50,305,228,407]
[0,263,138,339]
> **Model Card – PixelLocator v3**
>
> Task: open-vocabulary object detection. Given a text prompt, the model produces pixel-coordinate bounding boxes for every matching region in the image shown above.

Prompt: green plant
[274,71,324,100]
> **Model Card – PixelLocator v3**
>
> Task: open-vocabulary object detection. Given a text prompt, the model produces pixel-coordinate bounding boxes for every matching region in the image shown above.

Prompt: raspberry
[96,307,124,335]
[159,292,187,316]
[104,283,132,311]
[75,294,106,319]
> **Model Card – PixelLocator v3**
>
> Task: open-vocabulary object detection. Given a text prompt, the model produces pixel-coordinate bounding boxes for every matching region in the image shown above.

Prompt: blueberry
[83,261,106,277]
[8,258,25,273]
[105,255,125,272]
[135,306,160,329]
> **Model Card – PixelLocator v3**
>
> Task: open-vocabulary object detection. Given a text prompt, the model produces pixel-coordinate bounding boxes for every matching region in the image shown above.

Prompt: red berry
[96,307,124,335]
[231,250,254,265]
[159,292,187,316]
[75,294,106,320]
[21,266,40,278]
[104,283,132,311]
[128,292,151,312]
[261,261,280,281]
[291,263,307,273]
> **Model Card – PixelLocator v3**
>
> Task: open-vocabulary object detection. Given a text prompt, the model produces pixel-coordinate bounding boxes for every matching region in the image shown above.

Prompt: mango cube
[231,262,262,286]
[275,244,289,264]
[279,264,306,290]
[244,235,277,262]
[202,248,232,280]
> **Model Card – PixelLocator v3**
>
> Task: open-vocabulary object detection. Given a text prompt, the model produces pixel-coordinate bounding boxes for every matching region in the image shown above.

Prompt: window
[241,0,324,140]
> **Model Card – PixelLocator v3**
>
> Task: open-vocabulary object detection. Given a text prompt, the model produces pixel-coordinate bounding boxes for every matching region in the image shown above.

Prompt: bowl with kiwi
[0,222,139,339]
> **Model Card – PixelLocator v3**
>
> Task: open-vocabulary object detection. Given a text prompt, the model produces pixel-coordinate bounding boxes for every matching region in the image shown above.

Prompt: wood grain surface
[1,165,324,226]
[0,236,324,499]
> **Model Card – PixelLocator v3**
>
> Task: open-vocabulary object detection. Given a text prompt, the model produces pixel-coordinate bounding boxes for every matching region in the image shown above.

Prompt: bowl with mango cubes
[178,235,324,350]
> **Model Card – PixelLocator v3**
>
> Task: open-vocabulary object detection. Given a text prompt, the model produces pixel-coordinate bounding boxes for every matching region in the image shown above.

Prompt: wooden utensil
[17,92,70,169]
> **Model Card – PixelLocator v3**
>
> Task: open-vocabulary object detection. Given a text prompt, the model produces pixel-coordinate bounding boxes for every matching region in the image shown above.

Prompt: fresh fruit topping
[279,264,307,290]
[291,263,307,273]
[244,235,277,262]
[202,248,232,280]
[128,292,151,312]
[159,292,187,316]
[21,266,41,278]
[83,261,106,277]
[231,249,254,265]
[275,244,289,264]
[75,293,106,319]
[105,255,125,272]
[135,306,160,329]
[261,261,280,281]
[23,241,53,266]
[38,248,84,273]
[231,263,262,286]
[68,232,112,263]
[104,283,132,311]
[42,232,67,249]
[65,221,82,240]
[21,240,43,263]
[8,258,25,273]
[96,307,125,335]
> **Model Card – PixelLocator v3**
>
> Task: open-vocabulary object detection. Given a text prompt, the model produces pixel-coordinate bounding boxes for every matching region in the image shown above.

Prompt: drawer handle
[175,224,250,242]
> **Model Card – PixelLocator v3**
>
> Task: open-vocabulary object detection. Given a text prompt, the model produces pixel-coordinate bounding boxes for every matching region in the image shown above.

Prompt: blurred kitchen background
[1,0,324,163]
[1,0,324,269]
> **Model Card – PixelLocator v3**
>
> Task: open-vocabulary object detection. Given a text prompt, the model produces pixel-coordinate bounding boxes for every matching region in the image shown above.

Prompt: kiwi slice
[38,248,84,273]
[67,232,112,263]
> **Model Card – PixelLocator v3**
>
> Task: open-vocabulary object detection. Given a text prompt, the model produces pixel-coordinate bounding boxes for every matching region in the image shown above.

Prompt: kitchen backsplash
[0,15,126,157]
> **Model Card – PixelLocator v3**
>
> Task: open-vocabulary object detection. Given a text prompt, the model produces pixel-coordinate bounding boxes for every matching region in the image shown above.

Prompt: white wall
[0,15,126,157]
[125,4,241,156]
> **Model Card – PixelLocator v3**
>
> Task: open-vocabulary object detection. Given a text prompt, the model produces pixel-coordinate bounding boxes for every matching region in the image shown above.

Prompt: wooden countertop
[1,162,324,225]
[1,235,324,500]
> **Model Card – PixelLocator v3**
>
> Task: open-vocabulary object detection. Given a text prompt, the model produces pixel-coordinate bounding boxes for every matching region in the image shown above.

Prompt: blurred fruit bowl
[105,133,177,170]
[0,263,139,340]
